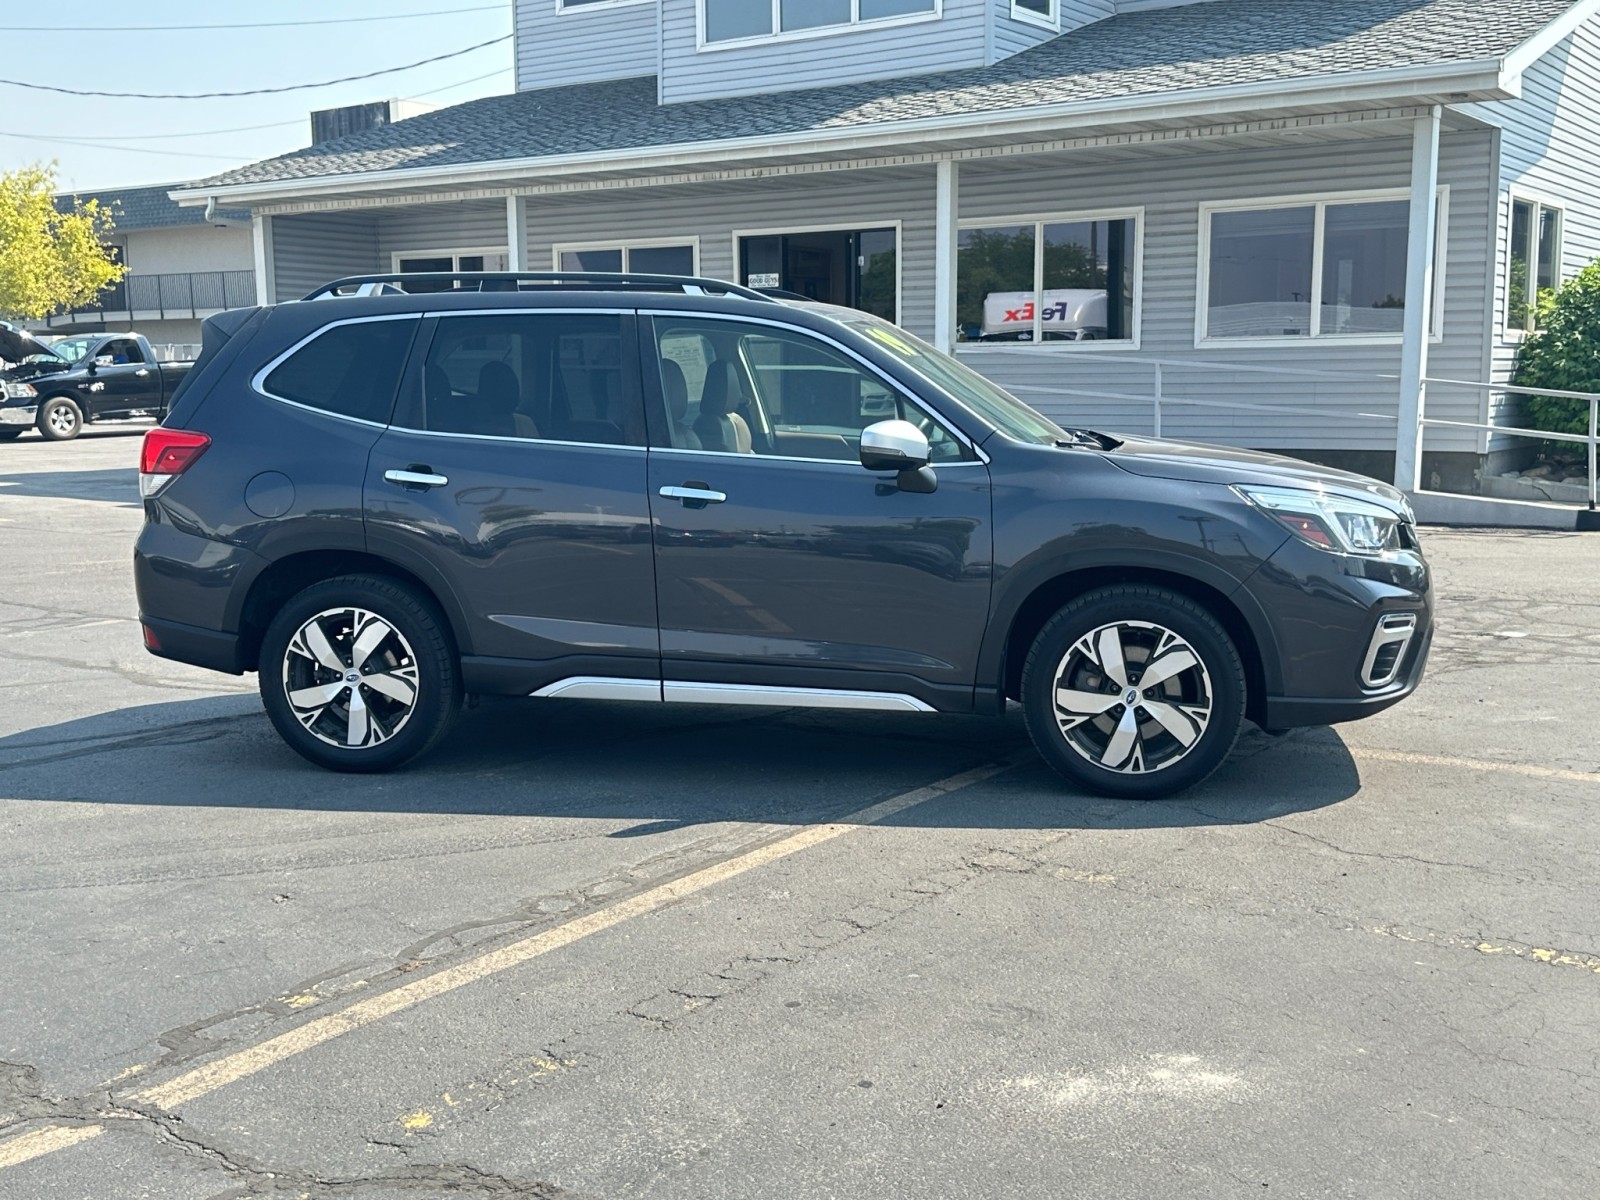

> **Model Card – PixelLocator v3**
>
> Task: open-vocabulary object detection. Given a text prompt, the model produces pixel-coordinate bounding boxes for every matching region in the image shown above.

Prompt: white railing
[968,347,1599,511]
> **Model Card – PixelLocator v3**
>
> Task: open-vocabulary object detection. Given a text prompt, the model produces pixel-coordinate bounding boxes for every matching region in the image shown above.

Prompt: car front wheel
[1021,585,1246,800]
[37,397,83,441]
[258,575,461,773]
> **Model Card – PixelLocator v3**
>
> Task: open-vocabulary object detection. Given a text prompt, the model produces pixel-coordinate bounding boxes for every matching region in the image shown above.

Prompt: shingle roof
[188,0,1575,191]
[56,183,251,230]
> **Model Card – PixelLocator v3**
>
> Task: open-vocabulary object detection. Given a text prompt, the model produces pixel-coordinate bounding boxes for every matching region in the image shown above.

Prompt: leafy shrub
[1513,262,1600,438]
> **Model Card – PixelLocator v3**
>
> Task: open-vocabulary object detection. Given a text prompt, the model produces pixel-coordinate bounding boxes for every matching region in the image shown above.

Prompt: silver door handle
[136,369,150,377]
[385,469,449,489]
[659,485,727,504]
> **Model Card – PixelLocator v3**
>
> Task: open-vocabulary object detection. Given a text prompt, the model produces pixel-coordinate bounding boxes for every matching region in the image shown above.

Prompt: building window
[557,0,652,10]
[1508,197,1563,334]
[394,249,510,293]
[556,241,698,276]
[957,213,1139,345]
[1200,192,1444,344]
[701,0,938,45]
[1011,0,1057,29]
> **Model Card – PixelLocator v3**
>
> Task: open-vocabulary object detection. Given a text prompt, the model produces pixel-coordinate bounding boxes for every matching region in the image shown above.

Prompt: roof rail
[300,271,777,304]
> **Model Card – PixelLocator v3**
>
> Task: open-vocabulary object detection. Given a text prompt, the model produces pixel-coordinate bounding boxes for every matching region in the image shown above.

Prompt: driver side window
[652,318,965,463]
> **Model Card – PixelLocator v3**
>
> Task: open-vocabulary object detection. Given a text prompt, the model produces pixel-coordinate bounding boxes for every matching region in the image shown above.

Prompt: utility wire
[8,66,515,144]
[0,131,249,162]
[5,5,507,32]
[0,34,511,99]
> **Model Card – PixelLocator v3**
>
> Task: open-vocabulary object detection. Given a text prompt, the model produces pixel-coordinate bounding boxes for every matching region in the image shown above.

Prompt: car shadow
[0,465,141,506]
[0,694,1363,831]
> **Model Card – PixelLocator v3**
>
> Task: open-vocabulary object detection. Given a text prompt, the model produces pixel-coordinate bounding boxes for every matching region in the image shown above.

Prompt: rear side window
[262,318,415,424]
[419,312,641,445]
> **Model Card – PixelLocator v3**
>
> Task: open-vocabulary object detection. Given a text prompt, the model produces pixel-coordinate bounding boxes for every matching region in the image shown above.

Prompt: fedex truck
[978,289,1108,341]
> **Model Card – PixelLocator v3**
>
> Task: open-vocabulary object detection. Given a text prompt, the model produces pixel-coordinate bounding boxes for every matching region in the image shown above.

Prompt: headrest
[476,361,521,414]
[700,360,742,419]
[660,359,689,420]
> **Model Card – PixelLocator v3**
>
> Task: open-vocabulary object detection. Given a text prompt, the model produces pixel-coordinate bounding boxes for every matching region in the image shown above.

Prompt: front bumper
[0,404,37,426]
[1263,621,1433,729]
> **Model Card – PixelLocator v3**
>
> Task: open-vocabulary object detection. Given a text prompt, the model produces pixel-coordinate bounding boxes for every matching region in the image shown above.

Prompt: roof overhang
[171,59,1518,210]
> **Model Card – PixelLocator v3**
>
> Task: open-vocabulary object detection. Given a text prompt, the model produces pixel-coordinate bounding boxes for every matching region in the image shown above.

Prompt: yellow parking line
[0,760,1012,1172]
[1352,748,1599,785]
[0,1124,102,1170]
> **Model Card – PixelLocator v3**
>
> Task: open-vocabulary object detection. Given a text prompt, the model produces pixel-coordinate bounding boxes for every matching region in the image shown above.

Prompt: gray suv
[134,273,1431,799]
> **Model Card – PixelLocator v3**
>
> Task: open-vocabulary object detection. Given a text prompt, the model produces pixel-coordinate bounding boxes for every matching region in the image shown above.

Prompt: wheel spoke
[1055,687,1122,730]
[349,614,395,672]
[1094,627,1129,688]
[1141,648,1198,689]
[292,619,346,672]
[288,681,347,712]
[346,685,371,747]
[362,666,418,706]
[1101,705,1140,769]
[1141,698,1204,748]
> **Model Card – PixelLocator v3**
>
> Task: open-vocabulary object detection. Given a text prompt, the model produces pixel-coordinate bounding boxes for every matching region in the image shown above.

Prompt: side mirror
[859,419,937,494]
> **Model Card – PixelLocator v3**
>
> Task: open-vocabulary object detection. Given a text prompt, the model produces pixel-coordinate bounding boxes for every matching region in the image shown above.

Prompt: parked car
[0,324,195,442]
[133,272,1432,799]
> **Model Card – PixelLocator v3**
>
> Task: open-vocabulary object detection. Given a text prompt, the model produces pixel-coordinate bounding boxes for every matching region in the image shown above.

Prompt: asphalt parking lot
[2,428,1597,1199]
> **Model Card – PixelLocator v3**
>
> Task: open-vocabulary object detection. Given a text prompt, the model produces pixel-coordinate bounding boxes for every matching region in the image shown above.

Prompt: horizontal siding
[660,0,987,104]
[952,131,1494,454]
[518,165,938,331]
[378,202,510,261]
[515,0,658,91]
[1465,20,1600,442]
[270,213,380,303]
[992,0,1092,62]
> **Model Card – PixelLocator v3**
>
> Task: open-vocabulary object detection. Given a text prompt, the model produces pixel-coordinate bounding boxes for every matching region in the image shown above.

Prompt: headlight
[1234,486,1408,555]
[2,381,37,400]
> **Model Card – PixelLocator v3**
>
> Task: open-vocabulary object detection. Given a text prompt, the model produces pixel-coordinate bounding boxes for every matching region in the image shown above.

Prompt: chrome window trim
[386,425,648,452]
[640,307,986,464]
[251,313,422,426]
[649,445,987,469]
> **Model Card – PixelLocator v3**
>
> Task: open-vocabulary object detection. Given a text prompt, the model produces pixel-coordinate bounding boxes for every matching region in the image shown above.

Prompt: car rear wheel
[258,575,461,773]
[1021,585,1245,800]
[37,397,83,442]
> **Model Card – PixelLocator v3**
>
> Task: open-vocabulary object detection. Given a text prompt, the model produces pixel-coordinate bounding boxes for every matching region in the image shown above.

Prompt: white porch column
[1395,106,1442,492]
[506,195,531,271]
[934,159,960,352]
[251,214,276,305]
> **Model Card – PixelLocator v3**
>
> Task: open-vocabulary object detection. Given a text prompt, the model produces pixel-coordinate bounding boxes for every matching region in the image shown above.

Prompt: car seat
[693,361,753,454]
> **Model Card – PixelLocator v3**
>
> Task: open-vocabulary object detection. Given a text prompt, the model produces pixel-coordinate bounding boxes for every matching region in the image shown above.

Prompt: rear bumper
[140,615,246,675]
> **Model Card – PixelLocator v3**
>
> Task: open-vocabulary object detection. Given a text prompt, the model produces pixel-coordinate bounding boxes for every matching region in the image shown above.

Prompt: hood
[0,321,62,367]
[1102,435,1409,512]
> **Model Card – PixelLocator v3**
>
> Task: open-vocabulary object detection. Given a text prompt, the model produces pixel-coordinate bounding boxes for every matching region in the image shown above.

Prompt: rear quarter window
[261,318,416,424]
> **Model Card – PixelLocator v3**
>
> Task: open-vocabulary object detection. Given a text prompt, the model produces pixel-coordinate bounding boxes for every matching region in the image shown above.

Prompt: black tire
[1020,585,1246,800]
[0,428,23,442]
[258,574,461,773]
[37,396,83,442]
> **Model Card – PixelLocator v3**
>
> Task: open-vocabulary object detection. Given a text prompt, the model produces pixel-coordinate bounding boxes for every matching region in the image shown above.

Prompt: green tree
[0,164,124,322]
[1512,260,1600,438]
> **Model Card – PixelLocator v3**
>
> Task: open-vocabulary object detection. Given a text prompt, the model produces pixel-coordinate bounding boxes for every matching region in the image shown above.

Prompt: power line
[0,34,511,100]
[6,66,514,145]
[0,130,247,162]
[5,5,507,32]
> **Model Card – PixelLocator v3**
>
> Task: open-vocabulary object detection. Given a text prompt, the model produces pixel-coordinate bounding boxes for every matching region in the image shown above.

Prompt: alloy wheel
[280,607,421,749]
[47,405,78,436]
[1051,620,1214,775]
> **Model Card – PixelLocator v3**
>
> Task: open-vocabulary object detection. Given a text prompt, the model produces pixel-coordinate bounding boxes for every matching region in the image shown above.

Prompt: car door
[363,308,660,692]
[643,313,993,711]
[90,337,161,417]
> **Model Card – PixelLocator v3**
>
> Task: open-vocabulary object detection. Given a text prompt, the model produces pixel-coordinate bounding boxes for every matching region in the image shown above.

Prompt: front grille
[1361,613,1419,690]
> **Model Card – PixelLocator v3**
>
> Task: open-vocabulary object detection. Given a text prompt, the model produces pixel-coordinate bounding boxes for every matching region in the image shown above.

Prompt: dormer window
[1011,0,1058,30]
[701,0,940,47]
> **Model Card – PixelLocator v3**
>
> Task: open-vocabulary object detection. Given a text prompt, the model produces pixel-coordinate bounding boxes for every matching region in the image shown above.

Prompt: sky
[0,1,516,193]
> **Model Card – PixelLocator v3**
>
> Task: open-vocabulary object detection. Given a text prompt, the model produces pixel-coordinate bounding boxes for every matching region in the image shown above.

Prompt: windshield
[46,337,96,365]
[831,311,1067,446]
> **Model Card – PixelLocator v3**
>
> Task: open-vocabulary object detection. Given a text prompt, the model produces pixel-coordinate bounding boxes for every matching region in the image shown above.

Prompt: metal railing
[59,271,256,321]
[962,347,1599,509]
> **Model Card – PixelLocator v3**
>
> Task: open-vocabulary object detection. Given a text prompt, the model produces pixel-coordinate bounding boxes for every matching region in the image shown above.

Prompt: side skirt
[530,677,935,713]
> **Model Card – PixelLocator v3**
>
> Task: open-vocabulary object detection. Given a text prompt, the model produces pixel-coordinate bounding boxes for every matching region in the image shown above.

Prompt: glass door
[738,228,897,321]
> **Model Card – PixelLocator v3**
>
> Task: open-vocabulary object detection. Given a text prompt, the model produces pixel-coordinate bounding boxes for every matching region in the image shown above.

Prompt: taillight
[139,428,211,498]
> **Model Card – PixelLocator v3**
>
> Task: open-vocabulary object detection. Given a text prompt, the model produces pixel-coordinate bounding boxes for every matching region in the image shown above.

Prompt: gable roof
[181,0,1580,196]
[56,183,250,231]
